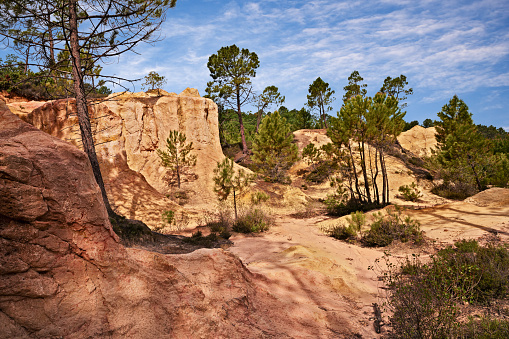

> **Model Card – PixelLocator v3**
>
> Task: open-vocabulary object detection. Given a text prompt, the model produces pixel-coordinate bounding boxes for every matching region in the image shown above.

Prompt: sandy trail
[226,188,509,337]
[228,215,385,338]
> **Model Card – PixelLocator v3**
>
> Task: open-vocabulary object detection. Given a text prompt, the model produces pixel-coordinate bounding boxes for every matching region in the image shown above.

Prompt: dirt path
[228,215,385,338]
[226,188,509,337]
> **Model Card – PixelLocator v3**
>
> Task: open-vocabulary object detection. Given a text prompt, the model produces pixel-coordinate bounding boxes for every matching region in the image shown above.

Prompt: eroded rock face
[0,103,328,338]
[7,89,225,228]
[397,125,437,157]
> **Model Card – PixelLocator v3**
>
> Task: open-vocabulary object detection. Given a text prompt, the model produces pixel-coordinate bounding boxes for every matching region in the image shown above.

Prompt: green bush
[374,241,509,338]
[326,211,367,241]
[398,182,421,201]
[437,240,509,303]
[374,252,478,338]
[201,208,233,239]
[431,181,478,200]
[460,316,509,338]
[251,191,270,205]
[362,206,422,247]
[232,207,273,233]
[327,224,357,241]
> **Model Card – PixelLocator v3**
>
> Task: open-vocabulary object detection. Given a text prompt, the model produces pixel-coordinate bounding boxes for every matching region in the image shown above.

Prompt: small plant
[398,182,421,201]
[142,71,167,95]
[232,207,273,233]
[348,211,366,233]
[460,316,509,338]
[213,158,253,219]
[326,223,357,241]
[251,191,270,205]
[159,210,189,232]
[326,211,366,241]
[201,207,233,239]
[157,130,197,189]
[362,206,423,247]
[162,210,175,225]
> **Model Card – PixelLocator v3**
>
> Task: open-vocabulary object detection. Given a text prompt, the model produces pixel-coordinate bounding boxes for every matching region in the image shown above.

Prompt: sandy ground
[226,188,509,337]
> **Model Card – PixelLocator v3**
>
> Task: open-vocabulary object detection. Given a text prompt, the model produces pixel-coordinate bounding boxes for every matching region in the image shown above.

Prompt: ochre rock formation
[7,89,226,229]
[0,101,340,338]
[397,125,437,157]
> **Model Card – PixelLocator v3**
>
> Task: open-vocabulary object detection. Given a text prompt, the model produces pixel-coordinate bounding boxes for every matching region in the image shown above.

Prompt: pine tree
[328,93,405,206]
[157,130,196,189]
[206,45,259,154]
[306,77,335,129]
[252,111,299,183]
[213,158,252,220]
[434,96,489,192]
[343,70,367,102]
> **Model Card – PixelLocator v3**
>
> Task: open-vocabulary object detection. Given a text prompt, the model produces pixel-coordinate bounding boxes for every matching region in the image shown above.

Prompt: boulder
[397,125,437,157]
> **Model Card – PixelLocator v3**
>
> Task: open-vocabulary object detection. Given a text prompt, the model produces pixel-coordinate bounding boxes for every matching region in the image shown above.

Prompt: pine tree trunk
[379,148,390,205]
[233,190,238,220]
[69,0,115,217]
[467,155,483,191]
[359,139,372,204]
[348,142,363,202]
[237,88,248,154]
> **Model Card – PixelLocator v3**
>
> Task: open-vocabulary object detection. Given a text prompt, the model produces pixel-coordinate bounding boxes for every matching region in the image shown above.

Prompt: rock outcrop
[0,101,336,338]
[397,125,437,157]
[7,89,226,229]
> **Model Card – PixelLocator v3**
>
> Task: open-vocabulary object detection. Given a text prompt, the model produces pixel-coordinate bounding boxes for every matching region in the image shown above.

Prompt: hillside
[1,91,508,338]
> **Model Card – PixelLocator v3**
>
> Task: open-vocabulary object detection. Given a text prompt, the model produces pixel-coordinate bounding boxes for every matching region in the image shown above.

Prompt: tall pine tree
[252,111,299,183]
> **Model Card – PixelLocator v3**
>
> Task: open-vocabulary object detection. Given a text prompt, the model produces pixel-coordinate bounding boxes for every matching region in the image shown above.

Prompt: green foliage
[376,252,473,338]
[142,71,167,93]
[403,120,419,131]
[342,70,367,102]
[349,211,366,232]
[161,210,175,225]
[430,95,507,195]
[398,182,421,201]
[422,118,435,128]
[301,142,338,183]
[327,211,366,241]
[374,241,509,338]
[326,223,358,241]
[213,157,253,219]
[328,93,405,206]
[362,206,422,247]
[437,240,509,303]
[461,316,509,338]
[157,130,196,189]
[254,85,285,132]
[379,74,413,108]
[0,54,25,91]
[302,143,321,165]
[306,77,335,128]
[252,110,299,183]
[213,158,252,201]
[251,191,270,205]
[232,207,273,233]
[279,106,318,131]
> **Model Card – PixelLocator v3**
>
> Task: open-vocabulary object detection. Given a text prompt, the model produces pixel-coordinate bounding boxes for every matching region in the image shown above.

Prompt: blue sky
[4,0,509,129]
